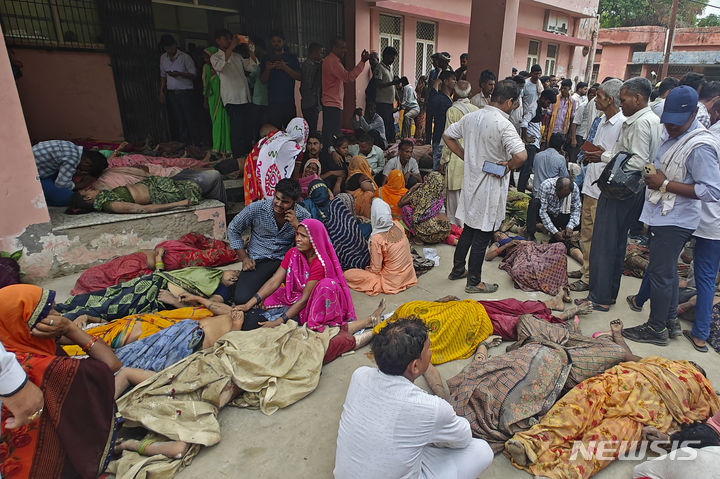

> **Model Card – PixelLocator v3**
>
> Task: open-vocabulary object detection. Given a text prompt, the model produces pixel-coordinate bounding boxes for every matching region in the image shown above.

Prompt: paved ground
[41,243,719,479]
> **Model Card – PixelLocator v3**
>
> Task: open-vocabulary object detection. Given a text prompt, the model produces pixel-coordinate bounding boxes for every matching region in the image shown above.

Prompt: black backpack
[593,151,645,200]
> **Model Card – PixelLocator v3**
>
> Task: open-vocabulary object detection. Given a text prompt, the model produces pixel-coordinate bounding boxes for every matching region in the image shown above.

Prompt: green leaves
[0,250,22,261]
[599,0,705,28]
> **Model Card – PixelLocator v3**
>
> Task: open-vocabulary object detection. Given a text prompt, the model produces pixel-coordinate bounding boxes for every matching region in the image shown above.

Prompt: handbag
[593,151,645,201]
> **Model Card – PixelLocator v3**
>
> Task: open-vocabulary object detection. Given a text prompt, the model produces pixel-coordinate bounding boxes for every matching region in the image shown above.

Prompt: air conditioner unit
[545,12,569,35]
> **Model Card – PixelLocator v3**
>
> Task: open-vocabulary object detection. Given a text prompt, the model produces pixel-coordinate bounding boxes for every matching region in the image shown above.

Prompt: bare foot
[609,319,641,361]
[436,295,461,303]
[157,289,180,307]
[370,298,386,327]
[543,292,565,312]
[115,439,188,459]
[506,439,528,466]
[557,301,593,321]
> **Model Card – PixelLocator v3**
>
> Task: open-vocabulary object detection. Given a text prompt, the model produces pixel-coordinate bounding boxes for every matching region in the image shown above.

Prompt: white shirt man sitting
[334,318,493,479]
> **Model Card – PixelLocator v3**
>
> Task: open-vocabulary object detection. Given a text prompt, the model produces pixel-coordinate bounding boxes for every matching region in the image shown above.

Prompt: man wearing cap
[622,85,720,346]
[578,77,663,313]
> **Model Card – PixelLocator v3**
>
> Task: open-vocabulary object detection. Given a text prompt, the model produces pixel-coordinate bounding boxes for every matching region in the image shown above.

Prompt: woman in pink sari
[235,218,356,332]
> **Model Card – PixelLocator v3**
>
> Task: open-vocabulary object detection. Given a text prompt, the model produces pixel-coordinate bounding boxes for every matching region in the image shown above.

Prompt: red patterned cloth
[498,242,568,296]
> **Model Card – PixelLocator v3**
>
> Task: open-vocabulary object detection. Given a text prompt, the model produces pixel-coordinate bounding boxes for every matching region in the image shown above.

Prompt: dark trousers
[234,258,282,304]
[517,144,538,193]
[226,103,253,159]
[375,102,395,146]
[692,237,720,340]
[567,135,583,164]
[525,197,570,239]
[302,106,319,134]
[167,90,197,145]
[322,106,342,150]
[646,226,694,332]
[171,169,227,204]
[267,103,296,129]
[588,190,645,304]
[452,225,494,287]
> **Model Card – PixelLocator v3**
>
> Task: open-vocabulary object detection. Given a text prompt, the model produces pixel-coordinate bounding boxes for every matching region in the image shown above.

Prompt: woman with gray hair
[570,78,626,292]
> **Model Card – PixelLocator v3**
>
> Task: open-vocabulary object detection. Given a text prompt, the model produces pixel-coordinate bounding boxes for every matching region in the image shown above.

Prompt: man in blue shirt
[227,179,310,304]
[261,31,300,128]
[428,70,456,170]
[623,86,720,346]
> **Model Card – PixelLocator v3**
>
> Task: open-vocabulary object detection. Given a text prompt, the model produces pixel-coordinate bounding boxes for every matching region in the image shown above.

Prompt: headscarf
[257,117,310,199]
[302,158,322,176]
[371,198,394,236]
[325,197,371,270]
[336,193,357,219]
[203,45,219,56]
[0,284,57,356]
[402,171,446,230]
[299,158,322,197]
[379,169,407,217]
[347,155,378,190]
[301,179,332,220]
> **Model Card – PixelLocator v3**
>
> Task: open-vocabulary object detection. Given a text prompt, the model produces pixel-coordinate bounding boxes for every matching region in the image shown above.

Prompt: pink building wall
[12,48,124,143]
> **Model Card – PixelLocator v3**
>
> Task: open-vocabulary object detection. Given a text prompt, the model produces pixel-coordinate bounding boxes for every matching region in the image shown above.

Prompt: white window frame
[527,40,540,71]
[415,20,435,79]
[545,43,558,76]
[379,14,403,78]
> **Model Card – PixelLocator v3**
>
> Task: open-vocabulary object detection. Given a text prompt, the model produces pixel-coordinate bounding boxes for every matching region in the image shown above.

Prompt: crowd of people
[5,28,720,479]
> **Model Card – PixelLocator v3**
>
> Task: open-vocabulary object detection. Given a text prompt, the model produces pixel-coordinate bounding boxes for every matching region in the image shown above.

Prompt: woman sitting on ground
[56,266,240,321]
[67,175,202,214]
[0,284,123,479]
[399,171,451,244]
[298,158,322,198]
[505,355,719,479]
[345,199,417,296]
[71,232,237,295]
[234,218,356,332]
[378,169,407,218]
[301,179,332,221]
[345,155,378,218]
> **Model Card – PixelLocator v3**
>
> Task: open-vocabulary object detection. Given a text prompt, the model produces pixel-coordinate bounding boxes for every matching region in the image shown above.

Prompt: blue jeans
[691,236,720,340]
[41,176,74,206]
[432,143,443,170]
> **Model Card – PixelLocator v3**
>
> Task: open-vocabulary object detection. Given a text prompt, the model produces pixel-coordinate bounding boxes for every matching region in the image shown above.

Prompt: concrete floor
[41,243,719,479]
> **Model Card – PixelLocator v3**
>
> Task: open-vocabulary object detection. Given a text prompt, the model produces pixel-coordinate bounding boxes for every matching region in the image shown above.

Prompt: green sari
[203,46,232,154]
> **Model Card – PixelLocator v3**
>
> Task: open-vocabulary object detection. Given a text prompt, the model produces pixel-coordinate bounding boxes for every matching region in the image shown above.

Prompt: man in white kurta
[443,79,527,294]
[333,318,493,479]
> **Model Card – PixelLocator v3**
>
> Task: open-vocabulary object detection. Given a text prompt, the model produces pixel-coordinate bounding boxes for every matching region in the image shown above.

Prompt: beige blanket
[108,322,333,478]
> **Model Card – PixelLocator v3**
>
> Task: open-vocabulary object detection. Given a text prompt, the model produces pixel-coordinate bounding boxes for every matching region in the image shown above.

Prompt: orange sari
[379,169,407,218]
[0,285,117,479]
[347,155,379,218]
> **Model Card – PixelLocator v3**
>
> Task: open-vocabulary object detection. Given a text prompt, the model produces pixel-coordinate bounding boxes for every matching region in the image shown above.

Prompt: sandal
[569,280,589,292]
[682,330,708,353]
[465,283,499,294]
[626,295,642,312]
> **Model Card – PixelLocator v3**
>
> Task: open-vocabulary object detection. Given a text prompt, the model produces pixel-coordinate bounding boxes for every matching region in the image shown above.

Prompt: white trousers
[446,189,462,227]
[420,438,493,479]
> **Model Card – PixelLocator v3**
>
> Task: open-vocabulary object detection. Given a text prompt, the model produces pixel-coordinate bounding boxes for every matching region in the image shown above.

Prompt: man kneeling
[334,317,493,479]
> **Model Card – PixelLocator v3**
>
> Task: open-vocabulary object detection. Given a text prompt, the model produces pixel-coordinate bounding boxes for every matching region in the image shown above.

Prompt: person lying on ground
[505,354,718,479]
[55,267,240,321]
[227,178,310,304]
[334,317,494,479]
[0,285,123,478]
[345,199,417,296]
[448,316,634,453]
[71,232,237,295]
[233,218,355,332]
[66,176,202,214]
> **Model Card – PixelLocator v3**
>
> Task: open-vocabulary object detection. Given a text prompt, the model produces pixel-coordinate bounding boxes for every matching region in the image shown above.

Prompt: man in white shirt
[348,131,385,179]
[469,69,496,108]
[0,340,45,429]
[521,64,543,119]
[650,77,679,117]
[211,29,259,159]
[443,80,527,294]
[572,81,588,107]
[569,79,625,292]
[159,35,198,145]
[579,77,663,312]
[334,318,493,479]
[383,139,422,187]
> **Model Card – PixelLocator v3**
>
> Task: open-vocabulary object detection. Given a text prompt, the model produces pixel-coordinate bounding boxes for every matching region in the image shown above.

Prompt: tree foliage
[698,13,720,26]
[598,0,704,28]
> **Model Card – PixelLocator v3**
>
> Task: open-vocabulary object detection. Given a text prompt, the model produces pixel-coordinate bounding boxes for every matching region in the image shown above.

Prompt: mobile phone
[235,34,249,44]
[482,160,507,177]
[644,163,656,176]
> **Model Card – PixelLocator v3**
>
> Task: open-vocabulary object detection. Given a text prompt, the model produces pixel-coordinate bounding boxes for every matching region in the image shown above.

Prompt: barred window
[379,14,402,77]
[545,43,557,76]
[1,0,103,48]
[526,40,540,71]
[415,21,435,81]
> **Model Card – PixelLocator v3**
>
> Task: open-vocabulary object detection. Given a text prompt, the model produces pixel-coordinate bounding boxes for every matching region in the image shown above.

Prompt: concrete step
[46,200,226,277]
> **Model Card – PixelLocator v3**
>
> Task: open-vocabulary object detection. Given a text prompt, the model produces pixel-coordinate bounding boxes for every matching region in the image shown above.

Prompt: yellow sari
[507,356,720,479]
[63,307,213,356]
[374,300,493,364]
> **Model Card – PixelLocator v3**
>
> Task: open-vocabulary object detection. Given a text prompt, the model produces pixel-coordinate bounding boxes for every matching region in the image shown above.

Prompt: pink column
[466,0,520,93]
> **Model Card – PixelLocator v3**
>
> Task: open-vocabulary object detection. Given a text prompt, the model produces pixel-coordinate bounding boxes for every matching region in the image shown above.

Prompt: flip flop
[592,303,610,312]
[626,295,642,312]
[682,330,708,353]
[465,283,499,294]
[448,270,468,281]
[592,331,611,339]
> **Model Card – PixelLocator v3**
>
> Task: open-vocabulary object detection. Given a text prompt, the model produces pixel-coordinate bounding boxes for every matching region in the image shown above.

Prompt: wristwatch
[659,179,670,193]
